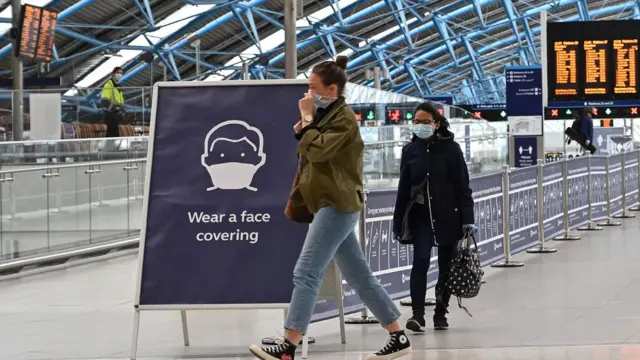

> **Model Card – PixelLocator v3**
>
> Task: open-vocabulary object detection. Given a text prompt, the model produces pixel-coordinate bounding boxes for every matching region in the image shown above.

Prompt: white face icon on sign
[201,120,266,192]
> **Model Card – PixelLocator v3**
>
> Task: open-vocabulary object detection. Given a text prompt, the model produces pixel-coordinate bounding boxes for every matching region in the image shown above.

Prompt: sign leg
[129,308,141,360]
[180,310,190,346]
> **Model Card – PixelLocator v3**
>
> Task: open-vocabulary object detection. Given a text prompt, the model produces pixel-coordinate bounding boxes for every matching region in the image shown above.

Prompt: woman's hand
[299,92,314,116]
[293,121,302,133]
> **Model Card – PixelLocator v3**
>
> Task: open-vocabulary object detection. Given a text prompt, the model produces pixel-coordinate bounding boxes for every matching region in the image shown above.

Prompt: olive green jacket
[293,98,364,215]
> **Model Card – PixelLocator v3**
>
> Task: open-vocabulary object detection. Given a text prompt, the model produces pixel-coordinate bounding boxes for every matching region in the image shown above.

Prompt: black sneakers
[433,313,449,330]
[249,339,296,360]
[405,314,426,333]
[367,330,412,360]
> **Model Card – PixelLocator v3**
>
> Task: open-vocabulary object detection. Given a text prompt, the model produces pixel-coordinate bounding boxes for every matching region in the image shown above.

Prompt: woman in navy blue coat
[392,102,475,332]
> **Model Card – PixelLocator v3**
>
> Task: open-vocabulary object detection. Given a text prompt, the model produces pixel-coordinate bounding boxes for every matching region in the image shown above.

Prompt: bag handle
[460,230,478,250]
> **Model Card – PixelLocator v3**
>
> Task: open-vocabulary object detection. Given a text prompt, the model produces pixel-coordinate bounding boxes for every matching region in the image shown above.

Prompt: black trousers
[104,111,121,138]
[410,243,457,316]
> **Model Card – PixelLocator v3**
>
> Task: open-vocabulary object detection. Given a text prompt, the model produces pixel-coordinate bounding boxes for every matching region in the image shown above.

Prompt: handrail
[0,238,139,277]
[0,158,147,175]
[0,135,149,146]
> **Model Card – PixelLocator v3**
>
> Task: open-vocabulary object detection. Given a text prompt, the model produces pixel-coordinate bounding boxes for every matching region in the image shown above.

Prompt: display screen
[547,20,640,102]
[17,5,58,62]
[583,40,608,96]
[613,39,638,95]
[545,106,640,119]
[554,40,580,97]
[454,104,507,122]
[384,104,420,124]
[35,8,58,61]
[351,104,376,122]
[19,5,42,59]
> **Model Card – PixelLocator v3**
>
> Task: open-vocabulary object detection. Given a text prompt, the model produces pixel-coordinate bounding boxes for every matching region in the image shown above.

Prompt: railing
[0,158,146,270]
[0,137,148,165]
[0,134,510,275]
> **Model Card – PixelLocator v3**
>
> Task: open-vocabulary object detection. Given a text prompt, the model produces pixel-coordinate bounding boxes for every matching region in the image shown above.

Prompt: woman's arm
[297,117,357,163]
[393,146,411,236]
[448,142,474,225]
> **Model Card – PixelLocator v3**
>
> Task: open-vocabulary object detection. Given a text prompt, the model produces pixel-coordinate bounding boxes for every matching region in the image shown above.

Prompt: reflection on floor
[1,211,640,359]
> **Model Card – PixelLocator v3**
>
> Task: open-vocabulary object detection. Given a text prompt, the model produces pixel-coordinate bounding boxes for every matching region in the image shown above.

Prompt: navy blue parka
[392,132,474,251]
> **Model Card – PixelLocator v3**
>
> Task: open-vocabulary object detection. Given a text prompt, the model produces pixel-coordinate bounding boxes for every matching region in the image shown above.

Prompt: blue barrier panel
[610,154,624,216]
[471,173,505,265]
[365,190,418,299]
[624,151,639,208]
[135,80,309,308]
[590,156,609,221]
[508,167,539,254]
[542,161,564,240]
[567,157,589,229]
[312,189,418,321]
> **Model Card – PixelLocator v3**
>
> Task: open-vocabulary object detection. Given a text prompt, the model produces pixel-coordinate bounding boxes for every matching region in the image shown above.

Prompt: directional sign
[514,136,538,168]
[506,66,543,136]
[593,127,624,155]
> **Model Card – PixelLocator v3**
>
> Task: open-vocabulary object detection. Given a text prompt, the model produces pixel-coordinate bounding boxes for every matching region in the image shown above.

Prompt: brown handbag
[285,171,314,224]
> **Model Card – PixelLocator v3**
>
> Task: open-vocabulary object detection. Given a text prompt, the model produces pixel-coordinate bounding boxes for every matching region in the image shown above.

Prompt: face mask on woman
[312,93,336,110]
[412,123,434,139]
[114,73,123,82]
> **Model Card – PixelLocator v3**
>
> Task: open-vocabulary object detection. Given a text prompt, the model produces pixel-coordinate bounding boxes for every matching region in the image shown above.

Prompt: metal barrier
[0,158,146,270]
[491,165,524,268]
[552,157,582,241]
[344,150,640,333]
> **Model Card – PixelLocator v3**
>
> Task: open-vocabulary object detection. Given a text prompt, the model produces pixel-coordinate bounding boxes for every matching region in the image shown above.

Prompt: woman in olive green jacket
[249,56,411,360]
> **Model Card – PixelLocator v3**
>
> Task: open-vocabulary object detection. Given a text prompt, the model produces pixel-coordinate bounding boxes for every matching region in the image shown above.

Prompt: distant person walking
[568,107,595,154]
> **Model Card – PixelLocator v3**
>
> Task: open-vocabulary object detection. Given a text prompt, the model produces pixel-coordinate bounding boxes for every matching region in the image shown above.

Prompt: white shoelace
[264,342,289,353]
[377,335,397,354]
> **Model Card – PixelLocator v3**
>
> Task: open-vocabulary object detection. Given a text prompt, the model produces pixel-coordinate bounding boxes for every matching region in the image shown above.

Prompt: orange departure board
[553,40,579,96]
[17,5,58,62]
[583,40,609,95]
[18,5,42,59]
[35,8,58,61]
[613,39,638,95]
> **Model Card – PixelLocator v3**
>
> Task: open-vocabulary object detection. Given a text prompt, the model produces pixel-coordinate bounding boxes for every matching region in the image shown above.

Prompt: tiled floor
[1,214,640,359]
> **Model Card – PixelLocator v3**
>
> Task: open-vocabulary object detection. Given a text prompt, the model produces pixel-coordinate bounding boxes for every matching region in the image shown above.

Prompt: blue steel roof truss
[0,0,635,109]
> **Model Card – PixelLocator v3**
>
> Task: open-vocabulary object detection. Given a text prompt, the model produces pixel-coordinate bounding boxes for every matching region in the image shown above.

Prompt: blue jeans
[284,206,402,334]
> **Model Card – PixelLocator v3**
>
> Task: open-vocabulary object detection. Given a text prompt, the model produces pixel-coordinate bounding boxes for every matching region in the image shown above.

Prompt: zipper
[425,177,438,245]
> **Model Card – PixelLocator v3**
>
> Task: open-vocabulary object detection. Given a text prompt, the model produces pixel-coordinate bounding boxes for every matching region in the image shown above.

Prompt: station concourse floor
[2,214,640,359]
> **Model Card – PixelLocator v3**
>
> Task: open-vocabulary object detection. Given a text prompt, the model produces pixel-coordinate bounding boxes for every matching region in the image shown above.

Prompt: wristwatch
[302,114,313,123]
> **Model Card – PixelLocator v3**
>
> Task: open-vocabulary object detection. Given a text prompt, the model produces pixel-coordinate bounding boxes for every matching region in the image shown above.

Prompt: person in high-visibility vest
[100,67,125,137]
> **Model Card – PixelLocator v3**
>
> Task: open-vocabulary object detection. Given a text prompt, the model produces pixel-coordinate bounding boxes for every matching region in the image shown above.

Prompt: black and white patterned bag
[445,231,484,317]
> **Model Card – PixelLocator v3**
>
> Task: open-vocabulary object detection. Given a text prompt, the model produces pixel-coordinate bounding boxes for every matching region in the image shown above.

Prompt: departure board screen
[553,40,579,97]
[16,5,58,62]
[18,5,42,59]
[35,8,58,61]
[547,20,640,102]
[613,39,638,95]
[583,40,609,96]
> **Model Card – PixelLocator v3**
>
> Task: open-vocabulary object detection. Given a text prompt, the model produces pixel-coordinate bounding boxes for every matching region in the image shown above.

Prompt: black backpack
[445,231,484,317]
[570,115,582,132]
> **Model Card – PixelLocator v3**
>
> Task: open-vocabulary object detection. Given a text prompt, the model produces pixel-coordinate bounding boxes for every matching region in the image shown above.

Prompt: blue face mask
[412,124,434,139]
[312,93,336,110]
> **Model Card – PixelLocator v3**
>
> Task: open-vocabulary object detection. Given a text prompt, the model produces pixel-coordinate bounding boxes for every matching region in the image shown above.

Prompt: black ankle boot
[433,307,449,330]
